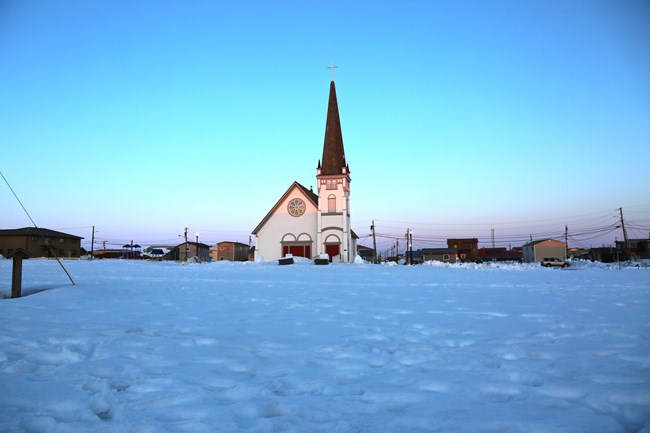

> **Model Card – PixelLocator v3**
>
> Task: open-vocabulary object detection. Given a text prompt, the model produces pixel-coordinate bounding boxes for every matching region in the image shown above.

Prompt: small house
[522,239,566,263]
[212,241,250,262]
[421,248,459,263]
[0,227,83,258]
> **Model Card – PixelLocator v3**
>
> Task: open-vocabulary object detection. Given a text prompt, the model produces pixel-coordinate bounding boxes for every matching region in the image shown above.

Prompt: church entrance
[282,244,311,259]
[325,244,340,262]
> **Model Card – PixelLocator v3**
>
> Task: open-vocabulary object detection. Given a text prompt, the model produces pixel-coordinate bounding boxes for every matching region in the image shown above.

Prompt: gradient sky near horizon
[1,0,649,253]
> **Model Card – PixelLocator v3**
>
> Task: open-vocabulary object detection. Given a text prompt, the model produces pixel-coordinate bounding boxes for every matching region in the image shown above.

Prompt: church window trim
[321,226,343,232]
[328,195,336,213]
[281,233,297,242]
[324,234,341,244]
[297,233,313,242]
[287,198,306,217]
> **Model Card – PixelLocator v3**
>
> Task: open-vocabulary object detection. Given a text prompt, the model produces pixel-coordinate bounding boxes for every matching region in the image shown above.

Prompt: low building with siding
[357,245,375,263]
[0,227,83,258]
[615,239,650,260]
[446,238,478,261]
[477,247,523,262]
[170,241,211,261]
[522,239,566,263]
[422,248,459,263]
[212,241,250,262]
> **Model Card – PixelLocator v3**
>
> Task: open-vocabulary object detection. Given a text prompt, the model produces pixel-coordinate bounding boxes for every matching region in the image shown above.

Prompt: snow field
[0,259,649,432]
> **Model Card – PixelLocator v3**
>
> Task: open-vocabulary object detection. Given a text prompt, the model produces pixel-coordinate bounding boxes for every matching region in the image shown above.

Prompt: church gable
[252,181,317,235]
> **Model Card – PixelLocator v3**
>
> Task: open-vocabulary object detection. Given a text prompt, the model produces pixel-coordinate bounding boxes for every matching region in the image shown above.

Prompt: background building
[522,239,566,263]
[615,239,650,260]
[170,241,211,261]
[212,241,249,261]
[422,248,459,263]
[0,227,83,258]
[447,238,478,262]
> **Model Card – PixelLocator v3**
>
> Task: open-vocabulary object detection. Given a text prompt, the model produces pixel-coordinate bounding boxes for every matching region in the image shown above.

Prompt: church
[252,80,357,262]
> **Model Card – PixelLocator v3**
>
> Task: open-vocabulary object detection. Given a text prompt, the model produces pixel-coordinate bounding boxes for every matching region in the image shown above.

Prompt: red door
[325,244,340,262]
[283,244,311,258]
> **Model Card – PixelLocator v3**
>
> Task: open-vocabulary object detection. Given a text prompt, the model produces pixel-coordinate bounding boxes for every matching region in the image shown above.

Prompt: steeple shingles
[320,80,348,176]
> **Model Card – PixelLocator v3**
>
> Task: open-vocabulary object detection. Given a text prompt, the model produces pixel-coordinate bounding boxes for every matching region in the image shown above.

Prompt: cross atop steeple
[327,62,338,81]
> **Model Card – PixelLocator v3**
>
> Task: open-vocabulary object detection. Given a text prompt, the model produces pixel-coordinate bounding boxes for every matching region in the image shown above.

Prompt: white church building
[252,80,357,263]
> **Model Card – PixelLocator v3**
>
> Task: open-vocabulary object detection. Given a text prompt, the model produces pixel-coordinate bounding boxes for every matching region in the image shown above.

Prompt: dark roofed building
[357,245,375,262]
[422,248,459,263]
[447,238,478,262]
[0,227,83,258]
[212,241,250,262]
[477,247,523,262]
[615,238,650,260]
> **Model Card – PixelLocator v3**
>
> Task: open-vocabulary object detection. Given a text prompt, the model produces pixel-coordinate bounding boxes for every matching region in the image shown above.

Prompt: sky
[1,0,649,253]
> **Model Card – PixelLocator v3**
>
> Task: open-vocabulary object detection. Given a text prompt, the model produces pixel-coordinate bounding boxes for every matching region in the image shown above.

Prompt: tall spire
[320,80,347,176]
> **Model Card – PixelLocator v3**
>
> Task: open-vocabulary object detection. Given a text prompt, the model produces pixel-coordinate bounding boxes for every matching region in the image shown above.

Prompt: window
[328,195,336,213]
[287,198,306,217]
[59,238,65,243]
[326,180,336,190]
[443,254,449,260]
[461,254,466,259]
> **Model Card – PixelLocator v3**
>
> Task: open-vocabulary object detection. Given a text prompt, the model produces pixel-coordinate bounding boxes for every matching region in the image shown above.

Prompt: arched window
[328,195,336,213]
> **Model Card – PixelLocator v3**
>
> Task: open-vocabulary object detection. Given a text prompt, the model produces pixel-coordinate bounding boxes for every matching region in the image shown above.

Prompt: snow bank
[0,260,648,433]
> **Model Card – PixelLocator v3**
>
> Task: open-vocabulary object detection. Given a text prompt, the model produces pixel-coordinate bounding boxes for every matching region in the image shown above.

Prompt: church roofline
[320,80,347,176]
[251,181,318,235]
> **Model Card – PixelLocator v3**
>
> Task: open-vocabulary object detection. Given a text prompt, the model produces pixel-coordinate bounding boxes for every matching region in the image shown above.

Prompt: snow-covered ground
[1,259,649,433]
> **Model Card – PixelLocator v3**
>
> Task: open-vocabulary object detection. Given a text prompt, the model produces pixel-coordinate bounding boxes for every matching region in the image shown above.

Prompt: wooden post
[8,248,31,299]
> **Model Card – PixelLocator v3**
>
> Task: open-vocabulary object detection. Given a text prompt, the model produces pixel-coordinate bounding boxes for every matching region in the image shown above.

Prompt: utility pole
[396,238,399,261]
[405,228,413,265]
[619,208,630,260]
[184,227,188,261]
[371,220,377,264]
[491,227,495,248]
[564,225,568,260]
[90,225,95,259]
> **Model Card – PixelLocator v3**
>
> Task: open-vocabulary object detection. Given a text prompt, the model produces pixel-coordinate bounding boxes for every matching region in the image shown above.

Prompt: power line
[1,170,38,227]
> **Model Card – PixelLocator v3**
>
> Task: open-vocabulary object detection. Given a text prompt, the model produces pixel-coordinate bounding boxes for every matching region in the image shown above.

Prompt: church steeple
[320,80,348,176]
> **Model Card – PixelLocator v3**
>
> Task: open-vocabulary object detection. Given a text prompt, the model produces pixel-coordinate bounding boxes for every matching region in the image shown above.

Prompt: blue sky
[1,0,649,252]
